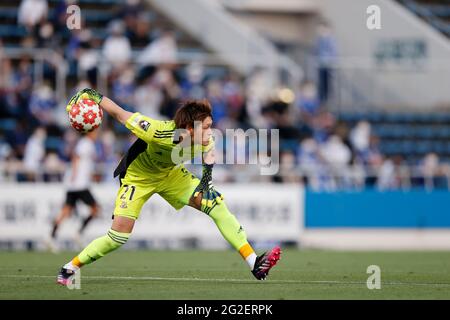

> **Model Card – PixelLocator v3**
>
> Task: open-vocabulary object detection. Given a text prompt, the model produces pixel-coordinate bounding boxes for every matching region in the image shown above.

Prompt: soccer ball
[68,98,103,133]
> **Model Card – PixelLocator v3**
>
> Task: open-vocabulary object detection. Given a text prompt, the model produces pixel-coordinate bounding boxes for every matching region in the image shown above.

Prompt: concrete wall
[318,0,450,109]
[231,12,318,44]
[149,0,302,84]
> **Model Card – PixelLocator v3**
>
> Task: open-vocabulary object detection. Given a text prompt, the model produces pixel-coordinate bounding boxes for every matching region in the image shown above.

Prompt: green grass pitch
[1,250,450,299]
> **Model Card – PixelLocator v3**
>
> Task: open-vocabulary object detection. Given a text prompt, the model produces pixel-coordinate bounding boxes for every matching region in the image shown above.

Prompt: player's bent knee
[112,215,135,233]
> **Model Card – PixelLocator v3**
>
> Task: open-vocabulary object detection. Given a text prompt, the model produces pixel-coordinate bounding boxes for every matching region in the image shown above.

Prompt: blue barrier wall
[305,190,450,228]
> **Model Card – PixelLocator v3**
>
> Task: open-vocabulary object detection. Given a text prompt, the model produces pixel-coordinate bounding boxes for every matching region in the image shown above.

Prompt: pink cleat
[56,267,75,286]
[251,246,282,280]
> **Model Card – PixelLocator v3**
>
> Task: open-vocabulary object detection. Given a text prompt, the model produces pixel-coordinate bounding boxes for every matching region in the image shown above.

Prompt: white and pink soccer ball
[68,98,103,133]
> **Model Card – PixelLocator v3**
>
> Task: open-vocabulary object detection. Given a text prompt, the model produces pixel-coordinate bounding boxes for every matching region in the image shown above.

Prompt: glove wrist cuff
[203,163,214,170]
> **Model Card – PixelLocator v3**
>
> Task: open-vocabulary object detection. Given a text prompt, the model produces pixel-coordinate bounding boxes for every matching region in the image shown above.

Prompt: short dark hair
[174,99,213,129]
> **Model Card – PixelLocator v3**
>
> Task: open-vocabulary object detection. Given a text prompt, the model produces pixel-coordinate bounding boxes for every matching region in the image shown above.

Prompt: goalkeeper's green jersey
[113,112,214,180]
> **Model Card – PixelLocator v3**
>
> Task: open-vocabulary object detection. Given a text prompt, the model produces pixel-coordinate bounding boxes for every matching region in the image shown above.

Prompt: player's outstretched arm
[100,97,133,125]
[66,88,132,125]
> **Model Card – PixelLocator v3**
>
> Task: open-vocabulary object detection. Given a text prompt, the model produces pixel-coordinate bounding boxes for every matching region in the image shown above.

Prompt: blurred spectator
[377,157,396,190]
[67,29,91,64]
[350,121,371,154]
[43,151,65,182]
[21,35,37,49]
[51,0,71,31]
[138,30,178,67]
[296,81,320,122]
[1,58,18,118]
[245,68,273,128]
[119,0,143,18]
[315,21,337,104]
[320,135,352,189]
[362,135,383,167]
[135,75,163,118]
[0,57,32,119]
[120,0,150,47]
[350,121,379,168]
[112,67,136,109]
[298,138,333,191]
[78,38,100,85]
[102,20,132,69]
[422,153,440,178]
[97,129,119,182]
[180,62,205,99]
[274,151,300,183]
[5,120,29,160]
[29,83,57,126]
[0,131,12,161]
[310,110,336,143]
[158,68,182,119]
[127,12,152,47]
[320,135,352,167]
[59,129,78,162]
[207,80,227,126]
[119,0,142,30]
[223,72,246,126]
[18,0,48,30]
[37,22,57,49]
[421,153,449,190]
[22,127,46,181]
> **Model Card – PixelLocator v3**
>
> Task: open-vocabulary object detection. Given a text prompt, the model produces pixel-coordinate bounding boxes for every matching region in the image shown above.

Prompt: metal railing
[1,46,301,107]
[2,47,68,104]
[1,160,449,191]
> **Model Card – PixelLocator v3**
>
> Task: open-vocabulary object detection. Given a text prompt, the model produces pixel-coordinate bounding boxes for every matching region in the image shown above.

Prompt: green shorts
[113,165,200,220]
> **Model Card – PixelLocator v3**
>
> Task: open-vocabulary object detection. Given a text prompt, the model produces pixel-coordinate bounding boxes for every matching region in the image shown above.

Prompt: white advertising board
[0,183,303,249]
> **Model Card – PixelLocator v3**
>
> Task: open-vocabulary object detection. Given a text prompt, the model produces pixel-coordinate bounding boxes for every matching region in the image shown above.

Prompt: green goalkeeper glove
[193,164,224,208]
[66,88,104,113]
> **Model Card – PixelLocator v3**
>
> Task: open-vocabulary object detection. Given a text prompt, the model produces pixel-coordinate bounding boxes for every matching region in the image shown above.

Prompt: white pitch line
[2,274,450,287]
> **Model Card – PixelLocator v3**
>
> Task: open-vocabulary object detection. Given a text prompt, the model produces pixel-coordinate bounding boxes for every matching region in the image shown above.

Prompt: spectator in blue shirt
[315,22,337,104]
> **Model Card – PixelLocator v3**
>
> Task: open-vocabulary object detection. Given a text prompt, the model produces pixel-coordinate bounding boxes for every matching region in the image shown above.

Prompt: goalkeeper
[57,88,281,284]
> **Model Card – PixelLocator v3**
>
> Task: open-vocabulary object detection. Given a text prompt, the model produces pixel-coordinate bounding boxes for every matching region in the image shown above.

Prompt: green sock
[72,229,130,266]
[206,201,249,251]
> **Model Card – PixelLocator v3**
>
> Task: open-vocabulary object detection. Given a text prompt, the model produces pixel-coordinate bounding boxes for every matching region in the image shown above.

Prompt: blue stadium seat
[82,10,115,23]
[280,139,299,153]
[0,25,28,38]
[45,137,63,150]
[0,119,17,132]
[0,7,17,19]
[424,4,450,18]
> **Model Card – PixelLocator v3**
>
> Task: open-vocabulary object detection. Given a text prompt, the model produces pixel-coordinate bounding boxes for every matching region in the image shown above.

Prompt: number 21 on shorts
[120,185,136,201]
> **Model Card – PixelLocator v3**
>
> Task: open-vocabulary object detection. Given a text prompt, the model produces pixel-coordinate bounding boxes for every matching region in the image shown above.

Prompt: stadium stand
[400,0,450,37]
[1,0,450,191]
